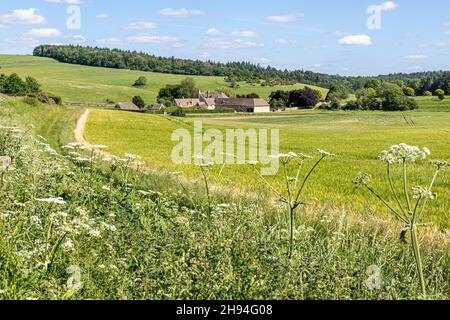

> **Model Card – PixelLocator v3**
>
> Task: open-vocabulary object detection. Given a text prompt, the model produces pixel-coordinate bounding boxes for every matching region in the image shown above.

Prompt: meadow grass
[0,55,327,104]
[84,108,450,229]
[0,102,448,299]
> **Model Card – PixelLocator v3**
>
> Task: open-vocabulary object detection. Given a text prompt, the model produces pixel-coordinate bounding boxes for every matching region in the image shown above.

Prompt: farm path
[74,109,89,145]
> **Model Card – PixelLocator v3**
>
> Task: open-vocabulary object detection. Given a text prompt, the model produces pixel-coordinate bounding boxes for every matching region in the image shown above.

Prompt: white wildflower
[379,143,430,164]
[64,239,75,251]
[102,185,111,191]
[125,153,140,160]
[30,216,42,225]
[412,186,436,200]
[35,197,66,205]
[317,149,335,157]
[0,156,12,171]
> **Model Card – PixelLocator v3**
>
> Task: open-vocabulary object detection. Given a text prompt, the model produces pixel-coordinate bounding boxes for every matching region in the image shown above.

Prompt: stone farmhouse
[173,91,270,113]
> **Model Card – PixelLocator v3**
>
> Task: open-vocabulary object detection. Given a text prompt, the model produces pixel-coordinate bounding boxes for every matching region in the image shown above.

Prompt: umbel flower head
[379,143,430,164]
[412,186,436,200]
[353,173,372,187]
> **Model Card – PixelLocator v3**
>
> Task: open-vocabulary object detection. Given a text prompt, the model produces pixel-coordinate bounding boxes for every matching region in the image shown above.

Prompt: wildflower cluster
[379,143,430,164]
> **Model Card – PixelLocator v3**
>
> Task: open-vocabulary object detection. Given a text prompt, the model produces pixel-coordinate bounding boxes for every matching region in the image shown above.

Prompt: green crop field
[84,106,450,229]
[0,55,327,104]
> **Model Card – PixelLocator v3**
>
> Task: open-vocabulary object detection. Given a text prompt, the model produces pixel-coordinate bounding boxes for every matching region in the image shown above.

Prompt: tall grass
[0,125,448,300]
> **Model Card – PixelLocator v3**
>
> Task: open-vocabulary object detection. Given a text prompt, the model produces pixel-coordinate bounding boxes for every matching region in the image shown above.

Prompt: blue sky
[0,0,449,76]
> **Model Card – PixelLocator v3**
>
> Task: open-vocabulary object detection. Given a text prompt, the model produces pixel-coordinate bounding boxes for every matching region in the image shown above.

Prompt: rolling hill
[0,55,328,104]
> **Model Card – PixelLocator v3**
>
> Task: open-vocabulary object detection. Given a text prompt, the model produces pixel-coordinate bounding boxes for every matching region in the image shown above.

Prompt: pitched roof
[115,102,140,111]
[216,98,269,108]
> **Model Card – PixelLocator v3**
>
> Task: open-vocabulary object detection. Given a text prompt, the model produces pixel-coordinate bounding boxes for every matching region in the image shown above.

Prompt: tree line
[33,45,450,94]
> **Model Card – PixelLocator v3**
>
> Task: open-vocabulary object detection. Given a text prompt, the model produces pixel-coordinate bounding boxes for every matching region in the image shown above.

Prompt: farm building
[215,98,271,113]
[115,102,140,111]
[172,91,270,113]
[151,103,165,111]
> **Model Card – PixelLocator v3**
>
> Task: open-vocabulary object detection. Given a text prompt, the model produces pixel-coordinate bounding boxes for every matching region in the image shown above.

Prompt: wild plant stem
[387,163,407,217]
[200,167,211,216]
[364,185,408,223]
[417,169,439,221]
[403,162,412,213]
[410,224,426,297]
[293,156,325,209]
[288,207,295,259]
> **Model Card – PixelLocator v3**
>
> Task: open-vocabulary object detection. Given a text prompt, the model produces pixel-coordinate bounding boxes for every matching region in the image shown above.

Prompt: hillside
[33,45,450,94]
[0,55,327,104]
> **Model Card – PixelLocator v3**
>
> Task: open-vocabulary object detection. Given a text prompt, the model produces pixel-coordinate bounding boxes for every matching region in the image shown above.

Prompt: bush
[133,76,147,87]
[423,91,432,97]
[132,96,146,109]
[342,100,362,111]
[170,107,186,117]
[48,94,62,105]
[403,87,415,96]
[435,89,445,100]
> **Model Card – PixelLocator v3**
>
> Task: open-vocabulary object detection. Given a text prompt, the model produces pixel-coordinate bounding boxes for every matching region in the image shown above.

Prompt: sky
[0,0,449,76]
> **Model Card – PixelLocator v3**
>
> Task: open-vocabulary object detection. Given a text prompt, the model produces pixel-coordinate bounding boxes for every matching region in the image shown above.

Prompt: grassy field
[0,55,327,104]
[84,106,450,229]
[0,99,449,300]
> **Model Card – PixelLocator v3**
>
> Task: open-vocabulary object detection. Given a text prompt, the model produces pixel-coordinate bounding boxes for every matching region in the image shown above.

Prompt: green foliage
[0,73,42,96]
[403,86,416,96]
[435,89,445,100]
[133,76,147,87]
[423,91,432,97]
[132,95,146,109]
[236,93,260,98]
[326,84,348,101]
[364,79,381,90]
[0,119,448,300]
[169,107,186,117]
[313,89,323,101]
[157,78,199,103]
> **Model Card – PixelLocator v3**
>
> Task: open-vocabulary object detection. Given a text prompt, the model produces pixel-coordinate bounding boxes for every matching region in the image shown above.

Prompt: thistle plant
[250,149,333,258]
[353,143,448,297]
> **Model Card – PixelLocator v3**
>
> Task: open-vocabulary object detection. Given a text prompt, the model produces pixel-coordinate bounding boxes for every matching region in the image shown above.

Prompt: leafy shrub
[423,91,432,97]
[435,89,445,100]
[132,96,146,109]
[133,76,147,87]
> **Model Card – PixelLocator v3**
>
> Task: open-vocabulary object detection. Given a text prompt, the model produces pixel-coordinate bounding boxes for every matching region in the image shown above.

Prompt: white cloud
[206,28,221,36]
[205,38,263,49]
[437,42,449,48]
[406,54,428,60]
[127,34,179,44]
[96,13,109,19]
[378,1,399,12]
[69,35,85,43]
[406,66,423,71]
[266,13,303,23]
[124,22,158,30]
[27,28,61,38]
[339,34,373,46]
[45,0,81,3]
[200,51,210,59]
[159,8,204,18]
[5,35,40,47]
[274,39,297,45]
[0,8,46,25]
[230,31,258,37]
[313,63,322,68]
[254,57,270,65]
[96,38,122,45]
